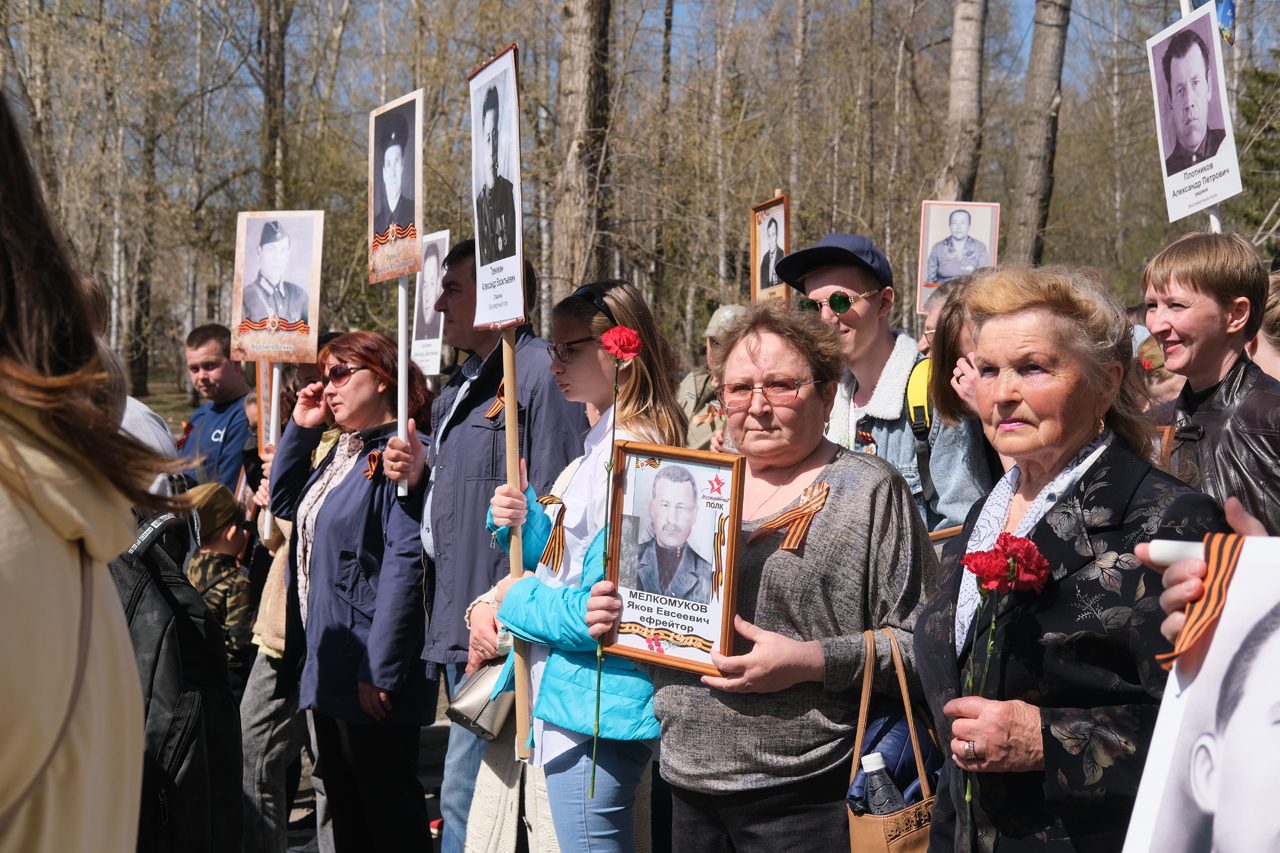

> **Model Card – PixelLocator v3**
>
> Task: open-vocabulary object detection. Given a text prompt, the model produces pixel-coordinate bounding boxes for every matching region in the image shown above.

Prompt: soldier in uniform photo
[758,216,784,288]
[924,208,990,284]
[242,220,309,325]
[475,84,517,266]
[374,109,415,240]
[1162,27,1226,175]
[635,465,713,604]
[414,241,443,345]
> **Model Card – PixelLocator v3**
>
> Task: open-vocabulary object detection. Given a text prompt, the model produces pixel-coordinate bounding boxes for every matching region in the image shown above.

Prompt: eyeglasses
[715,378,823,411]
[571,282,620,328]
[321,364,368,388]
[922,327,937,341]
[797,288,883,315]
[547,336,597,363]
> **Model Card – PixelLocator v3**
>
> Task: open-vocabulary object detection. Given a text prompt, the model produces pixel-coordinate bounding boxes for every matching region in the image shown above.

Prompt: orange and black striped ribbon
[484,381,505,420]
[619,621,713,653]
[747,481,830,551]
[371,222,418,248]
[692,403,722,426]
[855,430,877,455]
[363,450,382,480]
[1157,532,1245,671]
[536,495,565,574]
[634,457,660,470]
[710,513,727,602]
[238,318,311,335]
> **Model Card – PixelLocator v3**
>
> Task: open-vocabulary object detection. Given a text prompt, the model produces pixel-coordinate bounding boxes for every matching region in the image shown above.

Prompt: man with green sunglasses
[777,233,992,530]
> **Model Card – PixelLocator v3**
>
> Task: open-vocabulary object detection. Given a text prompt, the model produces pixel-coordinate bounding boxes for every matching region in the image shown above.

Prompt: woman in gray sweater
[605,302,938,851]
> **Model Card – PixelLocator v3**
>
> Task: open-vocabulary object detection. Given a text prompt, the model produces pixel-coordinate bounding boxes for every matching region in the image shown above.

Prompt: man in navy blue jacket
[386,239,586,853]
[179,323,251,491]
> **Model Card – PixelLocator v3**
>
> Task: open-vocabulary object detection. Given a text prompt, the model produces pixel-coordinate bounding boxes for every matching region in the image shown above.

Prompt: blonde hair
[927,274,978,424]
[552,281,687,446]
[966,266,1153,461]
[1141,232,1268,340]
[709,300,844,387]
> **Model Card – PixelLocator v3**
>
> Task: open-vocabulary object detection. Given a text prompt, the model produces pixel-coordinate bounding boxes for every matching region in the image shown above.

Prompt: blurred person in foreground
[914,266,1225,852]
[0,93,180,853]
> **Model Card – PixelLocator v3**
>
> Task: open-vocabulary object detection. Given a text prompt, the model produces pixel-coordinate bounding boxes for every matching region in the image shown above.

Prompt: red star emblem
[708,474,725,496]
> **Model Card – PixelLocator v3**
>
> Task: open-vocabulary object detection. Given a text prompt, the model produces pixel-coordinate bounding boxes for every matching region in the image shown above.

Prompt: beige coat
[0,401,143,853]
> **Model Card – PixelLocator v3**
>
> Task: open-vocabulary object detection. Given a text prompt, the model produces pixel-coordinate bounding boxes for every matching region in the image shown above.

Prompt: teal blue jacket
[487,492,658,743]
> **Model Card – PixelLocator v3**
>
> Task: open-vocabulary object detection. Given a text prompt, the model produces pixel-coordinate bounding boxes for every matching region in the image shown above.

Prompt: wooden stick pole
[502,326,532,758]
[396,275,410,497]
[261,362,283,535]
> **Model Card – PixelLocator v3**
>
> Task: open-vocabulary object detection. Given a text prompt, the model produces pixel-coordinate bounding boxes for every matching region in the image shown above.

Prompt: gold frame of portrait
[749,193,791,306]
[604,440,746,676]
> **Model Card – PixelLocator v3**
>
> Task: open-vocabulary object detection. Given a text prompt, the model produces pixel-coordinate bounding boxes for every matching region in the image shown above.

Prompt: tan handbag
[847,628,934,853]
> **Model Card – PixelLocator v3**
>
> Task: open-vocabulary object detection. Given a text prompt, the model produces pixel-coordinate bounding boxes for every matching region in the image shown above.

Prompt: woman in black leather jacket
[1143,232,1280,534]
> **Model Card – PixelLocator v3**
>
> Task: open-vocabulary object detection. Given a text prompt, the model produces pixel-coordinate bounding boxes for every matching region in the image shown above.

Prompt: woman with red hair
[269,331,435,851]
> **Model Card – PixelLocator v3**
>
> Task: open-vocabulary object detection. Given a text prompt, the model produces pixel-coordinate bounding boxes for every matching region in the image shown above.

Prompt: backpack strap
[0,542,94,831]
[905,359,936,505]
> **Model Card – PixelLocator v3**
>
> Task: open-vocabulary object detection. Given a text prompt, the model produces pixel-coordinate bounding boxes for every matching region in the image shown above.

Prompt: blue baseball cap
[776,233,894,293]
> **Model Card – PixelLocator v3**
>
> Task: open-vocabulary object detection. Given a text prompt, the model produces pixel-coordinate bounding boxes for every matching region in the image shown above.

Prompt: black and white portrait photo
[231,210,324,363]
[473,76,518,266]
[411,229,449,376]
[916,200,999,313]
[469,47,526,329]
[368,89,424,284]
[749,194,790,304]
[1146,5,1241,222]
[1124,537,1280,853]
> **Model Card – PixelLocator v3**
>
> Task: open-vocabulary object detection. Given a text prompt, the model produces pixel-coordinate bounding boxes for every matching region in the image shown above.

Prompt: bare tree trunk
[1108,0,1123,269]
[651,0,674,304]
[1005,0,1071,265]
[935,0,987,201]
[549,0,613,301]
[130,0,164,397]
[260,0,289,208]
[787,0,807,196]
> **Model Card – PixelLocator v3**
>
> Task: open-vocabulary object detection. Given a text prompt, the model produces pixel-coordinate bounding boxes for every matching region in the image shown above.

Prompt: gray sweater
[652,446,938,794]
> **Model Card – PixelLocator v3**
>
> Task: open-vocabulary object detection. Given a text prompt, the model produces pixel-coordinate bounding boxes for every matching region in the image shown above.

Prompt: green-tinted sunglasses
[797,288,884,315]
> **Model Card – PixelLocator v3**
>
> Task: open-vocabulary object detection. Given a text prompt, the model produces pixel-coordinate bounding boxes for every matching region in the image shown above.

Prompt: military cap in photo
[378,110,409,155]
[259,220,288,246]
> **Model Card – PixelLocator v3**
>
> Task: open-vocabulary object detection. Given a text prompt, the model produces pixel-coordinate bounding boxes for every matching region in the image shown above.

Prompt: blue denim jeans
[441,662,486,853]
[543,738,654,853]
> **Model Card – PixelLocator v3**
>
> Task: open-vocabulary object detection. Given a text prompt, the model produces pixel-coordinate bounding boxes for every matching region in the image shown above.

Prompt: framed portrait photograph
[604,441,745,676]
[749,194,790,304]
[230,210,324,363]
[469,45,525,329]
[412,228,449,376]
[1146,4,1242,222]
[916,200,999,314]
[368,89,424,284]
[1125,535,1280,853]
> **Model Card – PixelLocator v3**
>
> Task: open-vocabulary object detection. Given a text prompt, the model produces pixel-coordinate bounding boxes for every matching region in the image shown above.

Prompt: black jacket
[1170,354,1280,535]
[915,439,1224,852]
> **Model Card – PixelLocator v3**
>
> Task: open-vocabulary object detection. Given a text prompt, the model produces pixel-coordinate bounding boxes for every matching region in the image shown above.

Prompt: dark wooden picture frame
[603,440,745,676]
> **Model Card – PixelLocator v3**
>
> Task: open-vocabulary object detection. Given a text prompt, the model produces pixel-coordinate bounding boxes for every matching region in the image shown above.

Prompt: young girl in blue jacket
[474,280,686,852]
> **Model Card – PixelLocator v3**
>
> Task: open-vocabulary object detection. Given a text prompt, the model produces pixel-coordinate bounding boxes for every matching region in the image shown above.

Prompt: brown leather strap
[848,628,932,800]
[0,542,93,829]
[1157,424,1175,470]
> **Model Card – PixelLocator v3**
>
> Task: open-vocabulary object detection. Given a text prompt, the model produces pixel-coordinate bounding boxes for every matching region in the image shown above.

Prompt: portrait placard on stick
[1124,536,1280,853]
[368,89,425,284]
[605,441,745,676]
[412,229,450,376]
[469,46,525,329]
[750,195,790,305]
[230,210,324,363]
[916,201,999,314]
[1146,4,1242,223]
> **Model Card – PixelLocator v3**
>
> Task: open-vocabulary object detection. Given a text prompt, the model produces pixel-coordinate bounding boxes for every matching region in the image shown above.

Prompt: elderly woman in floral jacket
[915,267,1226,852]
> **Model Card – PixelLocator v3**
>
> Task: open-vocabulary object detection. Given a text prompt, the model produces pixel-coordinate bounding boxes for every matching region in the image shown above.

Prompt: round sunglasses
[797,287,884,315]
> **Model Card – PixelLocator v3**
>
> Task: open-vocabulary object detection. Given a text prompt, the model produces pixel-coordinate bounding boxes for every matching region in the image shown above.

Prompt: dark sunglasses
[321,363,368,388]
[570,282,621,328]
[547,336,597,363]
[797,288,883,315]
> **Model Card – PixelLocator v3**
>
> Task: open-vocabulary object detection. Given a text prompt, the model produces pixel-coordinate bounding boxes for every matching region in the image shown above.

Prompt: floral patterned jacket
[915,440,1225,852]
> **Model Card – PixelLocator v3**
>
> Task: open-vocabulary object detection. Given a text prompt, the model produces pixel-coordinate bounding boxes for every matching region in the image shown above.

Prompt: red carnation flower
[601,326,642,361]
[961,532,1050,596]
